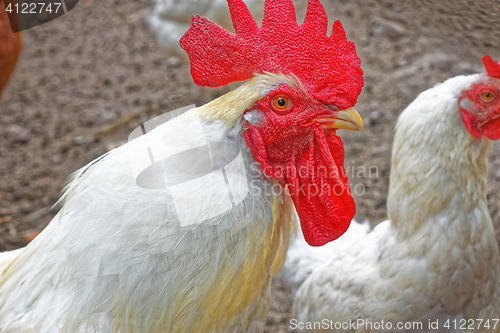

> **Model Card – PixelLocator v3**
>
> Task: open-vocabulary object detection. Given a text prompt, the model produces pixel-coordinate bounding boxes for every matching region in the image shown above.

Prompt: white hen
[283,56,500,332]
[148,0,264,62]
[147,0,306,63]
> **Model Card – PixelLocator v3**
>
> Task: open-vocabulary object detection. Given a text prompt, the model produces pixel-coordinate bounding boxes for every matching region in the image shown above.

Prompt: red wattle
[245,122,355,247]
[482,118,500,140]
[289,124,354,246]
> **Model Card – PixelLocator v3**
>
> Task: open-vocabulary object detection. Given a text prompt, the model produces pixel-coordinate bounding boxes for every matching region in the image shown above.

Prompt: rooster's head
[180,0,364,246]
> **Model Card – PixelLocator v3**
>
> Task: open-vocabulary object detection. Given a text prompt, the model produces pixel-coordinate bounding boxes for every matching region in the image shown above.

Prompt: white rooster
[0,0,365,332]
[283,55,500,332]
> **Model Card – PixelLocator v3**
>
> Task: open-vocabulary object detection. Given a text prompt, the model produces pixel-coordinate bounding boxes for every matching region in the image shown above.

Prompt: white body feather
[283,74,500,332]
[0,74,298,333]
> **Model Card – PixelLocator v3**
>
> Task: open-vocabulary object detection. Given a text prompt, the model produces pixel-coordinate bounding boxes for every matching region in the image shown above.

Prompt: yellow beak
[314,107,364,132]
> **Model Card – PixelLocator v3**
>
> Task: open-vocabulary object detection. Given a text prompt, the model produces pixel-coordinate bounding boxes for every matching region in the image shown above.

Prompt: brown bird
[0,0,22,97]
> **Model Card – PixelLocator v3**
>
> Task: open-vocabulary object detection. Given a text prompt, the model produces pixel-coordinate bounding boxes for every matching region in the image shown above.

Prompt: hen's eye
[271,95,292,112]
[481,91,494,102]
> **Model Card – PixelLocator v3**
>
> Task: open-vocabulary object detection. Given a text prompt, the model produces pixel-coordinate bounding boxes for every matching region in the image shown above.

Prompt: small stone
[99,108,115,121]
[140,112,149,123]
[371,17,406,39]
[370,111,382,121]
[73,136,86,145]
[167,56,181,68]
[57,95,70,105]
[6,125,31,143]
[51,154,62,164]
[89,89,101,98]
[52,76,61,85]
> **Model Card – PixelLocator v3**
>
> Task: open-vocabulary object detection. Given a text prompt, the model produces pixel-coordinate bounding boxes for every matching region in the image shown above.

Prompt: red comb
[180,0,364,109]
[482,55,500,79]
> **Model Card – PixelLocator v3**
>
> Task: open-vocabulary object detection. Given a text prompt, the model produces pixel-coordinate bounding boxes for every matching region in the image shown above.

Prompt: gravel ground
[1,0,499,332]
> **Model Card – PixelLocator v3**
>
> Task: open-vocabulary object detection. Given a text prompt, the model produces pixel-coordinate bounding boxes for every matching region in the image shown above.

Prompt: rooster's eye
[481,91,494,102]
[271,96,292,112]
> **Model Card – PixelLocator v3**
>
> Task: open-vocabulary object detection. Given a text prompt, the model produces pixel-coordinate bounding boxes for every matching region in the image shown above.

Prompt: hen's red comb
[482,55,500,79]
[180,0,364,109]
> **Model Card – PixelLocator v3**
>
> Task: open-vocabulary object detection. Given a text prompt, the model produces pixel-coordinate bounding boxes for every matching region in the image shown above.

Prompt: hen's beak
[315,107,364,132]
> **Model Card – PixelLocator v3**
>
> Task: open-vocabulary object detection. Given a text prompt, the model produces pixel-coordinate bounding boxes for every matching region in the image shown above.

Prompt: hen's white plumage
[283,74,500,332]
[148,0,265,62]
[147,0,306,62]
[284,218,370,295]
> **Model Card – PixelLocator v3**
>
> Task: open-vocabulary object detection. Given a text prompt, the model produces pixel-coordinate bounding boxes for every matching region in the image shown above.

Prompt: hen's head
[181,0,364,246]
[460,56,500,141]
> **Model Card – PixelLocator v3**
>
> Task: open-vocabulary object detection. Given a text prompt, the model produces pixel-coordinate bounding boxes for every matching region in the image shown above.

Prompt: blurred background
[0,0,499,331]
